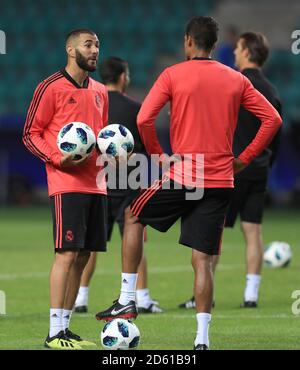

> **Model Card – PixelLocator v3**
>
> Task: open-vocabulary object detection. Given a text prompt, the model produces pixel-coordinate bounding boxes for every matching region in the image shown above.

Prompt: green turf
[0,206,299,349]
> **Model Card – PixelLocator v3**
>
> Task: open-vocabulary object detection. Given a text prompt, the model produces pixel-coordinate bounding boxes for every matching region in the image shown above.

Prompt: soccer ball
[100,319,140,350]
[263,241,292,268]
[97,124,134,158]
[57,122,96,160]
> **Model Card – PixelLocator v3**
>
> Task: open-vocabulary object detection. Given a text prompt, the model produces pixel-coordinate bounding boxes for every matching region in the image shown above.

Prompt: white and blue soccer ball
[57,122,96,160]
[97,124,134,159]
[100,318,140,350]
[263,241,292,268]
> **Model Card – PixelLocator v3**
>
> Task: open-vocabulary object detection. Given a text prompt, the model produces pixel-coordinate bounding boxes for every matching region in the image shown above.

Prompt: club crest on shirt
[95,94,101,108]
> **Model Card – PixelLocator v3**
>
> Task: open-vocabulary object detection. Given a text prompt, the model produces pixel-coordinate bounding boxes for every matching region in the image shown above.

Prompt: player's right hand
[60,154,90,168]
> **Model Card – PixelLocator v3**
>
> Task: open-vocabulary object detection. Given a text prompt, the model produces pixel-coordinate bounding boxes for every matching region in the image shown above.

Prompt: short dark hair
[185,16,219,51]
[239,32,269,66]
[66,28,96,44]
[99,57,128,84]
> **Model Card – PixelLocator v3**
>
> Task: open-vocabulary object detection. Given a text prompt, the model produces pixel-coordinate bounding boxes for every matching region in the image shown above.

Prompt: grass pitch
[0,206,299,350]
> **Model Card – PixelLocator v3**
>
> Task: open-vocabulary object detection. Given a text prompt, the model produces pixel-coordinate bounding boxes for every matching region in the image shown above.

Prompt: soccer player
[227,32,281,307]
[178,31,281,310]
[74,57,163,314]
[23,29,108,349]
[95,17,282,350]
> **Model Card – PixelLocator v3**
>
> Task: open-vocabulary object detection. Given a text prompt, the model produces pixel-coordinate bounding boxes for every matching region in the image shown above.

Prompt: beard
[75,49,97,72]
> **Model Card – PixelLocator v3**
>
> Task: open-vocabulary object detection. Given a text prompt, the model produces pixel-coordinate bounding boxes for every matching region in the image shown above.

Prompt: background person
[74,57,163,314]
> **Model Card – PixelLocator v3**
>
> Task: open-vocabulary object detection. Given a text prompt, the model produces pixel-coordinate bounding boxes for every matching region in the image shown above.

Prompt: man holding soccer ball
[23,29,108,349]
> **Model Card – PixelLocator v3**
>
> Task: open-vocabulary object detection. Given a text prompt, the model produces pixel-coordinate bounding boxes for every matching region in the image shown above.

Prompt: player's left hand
[233,158,247,174]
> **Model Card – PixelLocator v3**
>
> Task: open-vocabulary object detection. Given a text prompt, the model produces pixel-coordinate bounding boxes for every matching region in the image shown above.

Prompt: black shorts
[50,193,107,252]
[130,178,232,255]
[225,178,267,228]
[107,189,139,241]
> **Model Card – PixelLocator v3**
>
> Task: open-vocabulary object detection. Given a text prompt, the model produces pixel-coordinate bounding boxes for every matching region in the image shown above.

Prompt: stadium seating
[0,0,214,114]
[0,0,298,124]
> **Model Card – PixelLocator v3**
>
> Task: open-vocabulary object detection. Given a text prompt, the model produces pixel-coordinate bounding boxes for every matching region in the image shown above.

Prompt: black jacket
[234,68,282,179]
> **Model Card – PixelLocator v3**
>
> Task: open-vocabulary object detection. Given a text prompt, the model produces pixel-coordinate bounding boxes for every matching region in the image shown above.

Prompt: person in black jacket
[75,57,163,314]
[179,31,281,310]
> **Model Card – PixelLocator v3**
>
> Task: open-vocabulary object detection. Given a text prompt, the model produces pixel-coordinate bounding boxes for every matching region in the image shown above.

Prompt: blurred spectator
[7,175,32,205]
[216,25,239,68]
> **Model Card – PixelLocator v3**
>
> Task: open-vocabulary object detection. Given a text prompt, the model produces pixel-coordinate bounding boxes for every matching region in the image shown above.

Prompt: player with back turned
[23,29,108,349]
[95,16,282,350]
[179,31,282,310]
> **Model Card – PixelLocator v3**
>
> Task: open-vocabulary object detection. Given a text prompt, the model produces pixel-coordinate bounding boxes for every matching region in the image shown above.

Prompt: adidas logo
[122,279,128,284]
[68,97,76,104]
